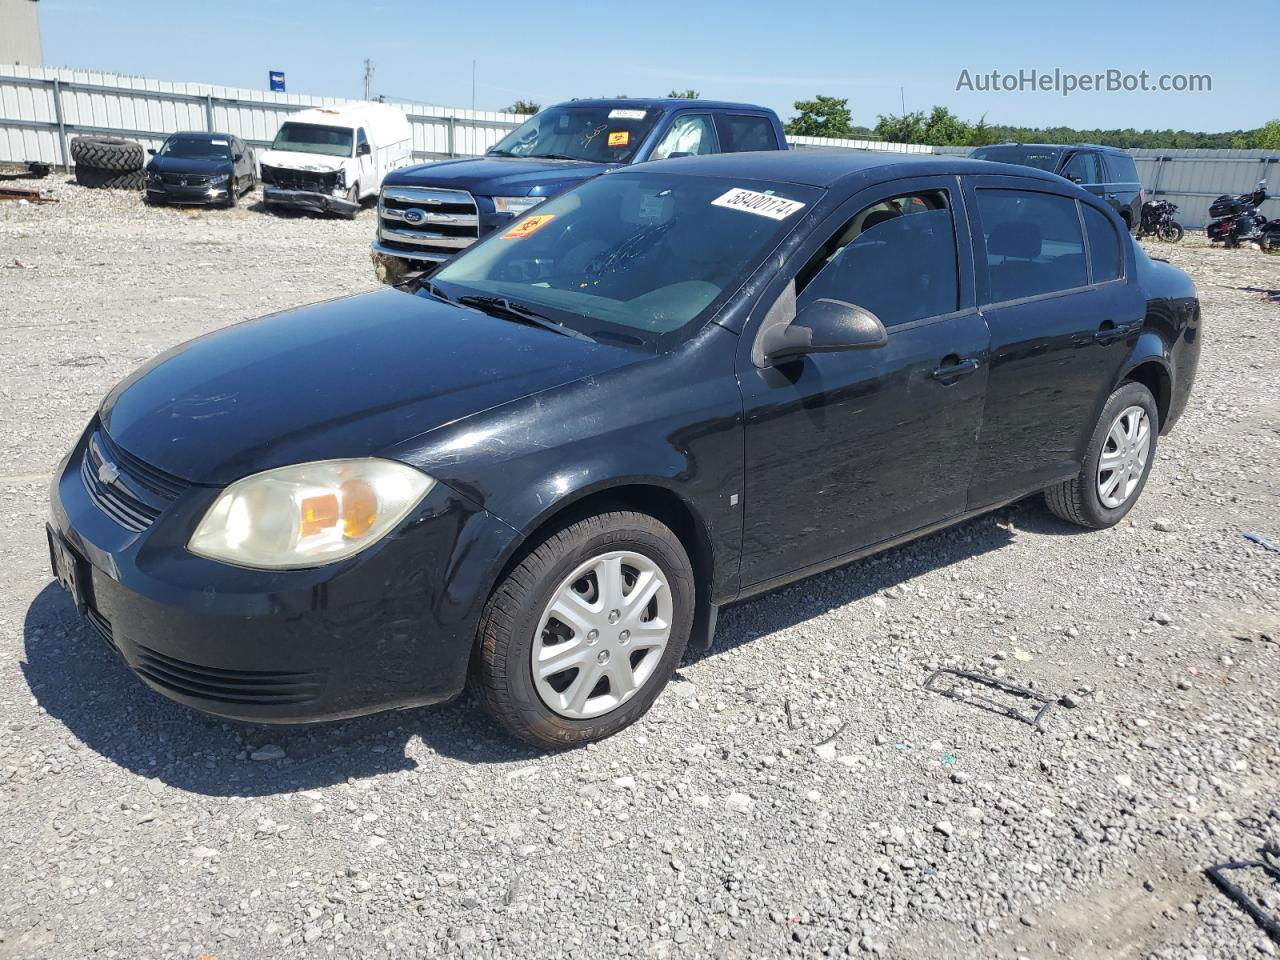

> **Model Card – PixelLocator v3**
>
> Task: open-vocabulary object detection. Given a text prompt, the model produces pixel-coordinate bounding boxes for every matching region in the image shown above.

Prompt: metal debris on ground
[923,668,1058,728]
[784,698,798,731]
[0,184,57,203]
[814,721,848,748]
[1205,861,1280,943]
[1243,532,1280,553]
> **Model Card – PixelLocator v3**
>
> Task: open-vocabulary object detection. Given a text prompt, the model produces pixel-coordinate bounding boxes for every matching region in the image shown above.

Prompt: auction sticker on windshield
[609,109,647,120]
[503,214,556,239]
[711,188,806,220]
[608,131,630,147]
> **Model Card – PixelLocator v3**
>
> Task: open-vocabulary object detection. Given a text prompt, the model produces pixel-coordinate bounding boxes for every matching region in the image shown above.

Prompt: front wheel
[472,511,695,748]
[1159,221,1184,243]
[1045,381,1159,529]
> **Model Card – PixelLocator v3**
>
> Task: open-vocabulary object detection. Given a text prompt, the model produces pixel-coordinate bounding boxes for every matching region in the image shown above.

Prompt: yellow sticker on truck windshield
[607,130,630,148]
[502,214,556,239]
[711,187,806,220]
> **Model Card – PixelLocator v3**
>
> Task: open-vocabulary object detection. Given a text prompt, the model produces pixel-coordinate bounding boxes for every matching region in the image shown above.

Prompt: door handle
[930,357,981,382]
[1093,321,1133,344]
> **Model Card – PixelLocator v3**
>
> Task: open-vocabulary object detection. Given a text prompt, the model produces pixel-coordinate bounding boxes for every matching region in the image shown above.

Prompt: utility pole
[363,59,375,101]
[900,86,906,115]
[471,60,476,111]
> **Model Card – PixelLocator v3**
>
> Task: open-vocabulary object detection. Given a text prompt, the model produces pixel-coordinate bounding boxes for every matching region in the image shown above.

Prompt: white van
[260,104,412,218]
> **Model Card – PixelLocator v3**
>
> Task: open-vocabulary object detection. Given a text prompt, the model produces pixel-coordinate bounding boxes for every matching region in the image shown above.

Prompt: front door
[738,176,991,588]
[964,177,1144,508]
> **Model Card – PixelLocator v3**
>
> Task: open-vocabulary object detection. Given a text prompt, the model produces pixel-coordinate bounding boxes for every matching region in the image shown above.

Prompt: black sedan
[48,150,1200,748]
[144,132,256,207]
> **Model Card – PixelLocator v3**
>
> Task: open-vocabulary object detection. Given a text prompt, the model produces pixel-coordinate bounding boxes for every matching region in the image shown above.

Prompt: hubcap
[1097,405,1151,509]
[531,550,672,720]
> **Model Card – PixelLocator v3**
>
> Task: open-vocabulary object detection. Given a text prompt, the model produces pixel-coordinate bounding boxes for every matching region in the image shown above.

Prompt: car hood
[384,156,611,197]
[258,149,349,172]
[99,288,639,486]
[147,155,232,176]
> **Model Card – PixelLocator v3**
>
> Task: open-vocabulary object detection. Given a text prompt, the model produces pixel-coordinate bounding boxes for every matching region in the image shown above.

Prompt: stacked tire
[70,136,146,190]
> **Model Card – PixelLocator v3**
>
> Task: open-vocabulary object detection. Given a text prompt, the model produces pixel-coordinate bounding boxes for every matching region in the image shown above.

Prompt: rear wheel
[1159,221,1184,243]
[472,511,694,748]
[1045,381,1158,529]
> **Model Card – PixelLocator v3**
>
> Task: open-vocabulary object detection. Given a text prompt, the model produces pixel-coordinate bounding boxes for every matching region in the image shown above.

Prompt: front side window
[158,136,232,161]
[271,122,354,157]
[1061,151,1101,185]
[650,115,719,161]
[356,128,369,152]
[977,189,1087,303]
[1082,204,1122,283]
[431,172,821,350]
[795,190,958,326]
[487,104,661,164]
[716,114,779,153]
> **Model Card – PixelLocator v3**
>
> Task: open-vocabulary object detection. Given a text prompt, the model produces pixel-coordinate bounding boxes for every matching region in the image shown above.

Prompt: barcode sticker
[711,187,806,220]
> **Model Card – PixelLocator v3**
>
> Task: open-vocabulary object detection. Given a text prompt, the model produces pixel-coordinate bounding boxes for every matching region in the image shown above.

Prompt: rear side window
[1103,152,1139,183]
[977,189,1088,303]
[715,114,780,152]
[797,189,958,326]
[1082,204,1122,283]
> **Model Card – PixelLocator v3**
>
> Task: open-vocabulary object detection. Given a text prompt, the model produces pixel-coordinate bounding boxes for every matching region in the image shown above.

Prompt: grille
[81,428,189,533]
[85,607,115,649]
[161,172,213,186]
[133,644,326,706]
[263,165,339,193]
[377,185,479,262]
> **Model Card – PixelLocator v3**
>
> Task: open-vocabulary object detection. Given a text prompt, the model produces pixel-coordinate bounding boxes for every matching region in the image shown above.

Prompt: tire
[69,136,145,173]
[223,176,238,209]
[1045,381,1159,529]
[74,165,145,190]
[473,510,695,749]
[342,183,360,219]
[1160,222,1184,243]
[1261,230,1280,255]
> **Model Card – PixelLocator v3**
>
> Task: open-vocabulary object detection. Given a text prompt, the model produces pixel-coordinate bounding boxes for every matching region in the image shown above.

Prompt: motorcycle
[1206,180,1269,248]
[1137,199,1184,242]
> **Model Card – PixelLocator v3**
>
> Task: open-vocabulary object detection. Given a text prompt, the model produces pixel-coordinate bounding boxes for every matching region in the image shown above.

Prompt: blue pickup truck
[371,98,788,282]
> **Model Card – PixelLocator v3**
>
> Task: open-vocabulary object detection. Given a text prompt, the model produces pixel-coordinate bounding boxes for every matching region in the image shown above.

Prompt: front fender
[384,324,746,603]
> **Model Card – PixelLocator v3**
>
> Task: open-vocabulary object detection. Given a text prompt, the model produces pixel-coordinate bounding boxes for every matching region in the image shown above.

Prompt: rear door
[737,176,990,587]
[963,175,1143,509]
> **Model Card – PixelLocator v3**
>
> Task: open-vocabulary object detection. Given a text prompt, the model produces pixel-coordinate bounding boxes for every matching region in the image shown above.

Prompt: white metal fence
[4,65,1278,228]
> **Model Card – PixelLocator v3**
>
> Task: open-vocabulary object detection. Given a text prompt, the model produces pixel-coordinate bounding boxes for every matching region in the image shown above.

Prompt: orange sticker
[607,130,630,148]
[502,214,556,239]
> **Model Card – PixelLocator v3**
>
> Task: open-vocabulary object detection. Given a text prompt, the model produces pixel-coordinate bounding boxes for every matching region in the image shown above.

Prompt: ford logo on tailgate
[402,208,427,225]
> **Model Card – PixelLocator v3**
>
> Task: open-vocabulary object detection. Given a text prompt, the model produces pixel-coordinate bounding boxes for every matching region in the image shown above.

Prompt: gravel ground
[0,177,1278,960]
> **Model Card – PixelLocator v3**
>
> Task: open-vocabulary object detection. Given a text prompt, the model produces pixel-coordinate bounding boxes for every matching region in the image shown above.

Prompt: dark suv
[970,143,1143,231]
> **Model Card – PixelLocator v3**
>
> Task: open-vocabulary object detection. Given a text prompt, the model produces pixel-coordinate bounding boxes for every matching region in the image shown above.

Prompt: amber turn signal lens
[341,477,379,539]
[300,493,339,537]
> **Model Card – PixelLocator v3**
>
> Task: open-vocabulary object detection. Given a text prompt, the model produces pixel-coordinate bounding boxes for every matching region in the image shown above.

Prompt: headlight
[188,459,434,569]
[492,196,545,215]
[211,174,231,184]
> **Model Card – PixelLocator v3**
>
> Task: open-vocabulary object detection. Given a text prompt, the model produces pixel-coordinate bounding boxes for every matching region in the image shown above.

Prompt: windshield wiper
[485,149,515,157]
[457,295,595,343]
[536,153,586,162]
[419,278,453,302]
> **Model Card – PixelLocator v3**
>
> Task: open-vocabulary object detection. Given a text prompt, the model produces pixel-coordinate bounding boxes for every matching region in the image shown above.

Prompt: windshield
[487,104,662,164]
[158,136,232,161]
[270,122,354,157]
[970,145,1062,172]
[430,172,822,351]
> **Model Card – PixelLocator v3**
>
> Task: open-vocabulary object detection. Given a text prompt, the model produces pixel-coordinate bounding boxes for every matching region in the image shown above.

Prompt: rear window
[715,114,780,152]
[1103,152,1140,183]
[970,146,1062,173]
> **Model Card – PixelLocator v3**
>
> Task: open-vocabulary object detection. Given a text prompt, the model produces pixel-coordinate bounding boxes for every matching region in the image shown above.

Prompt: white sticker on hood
[711,187,806,221]
[608,109,647,120]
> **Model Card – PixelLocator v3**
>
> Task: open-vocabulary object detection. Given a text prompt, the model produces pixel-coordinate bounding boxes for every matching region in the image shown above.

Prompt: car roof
[635,149,1064,189]
[167,131,234,140]
[553,98,774,113]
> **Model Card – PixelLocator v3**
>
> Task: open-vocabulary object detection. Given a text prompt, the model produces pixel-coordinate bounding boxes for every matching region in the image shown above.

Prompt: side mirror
[1064,172,1082,184]
[233,152,243,162]
[759,298,887,364]
[358,142,372,156]
[147,148,156,155]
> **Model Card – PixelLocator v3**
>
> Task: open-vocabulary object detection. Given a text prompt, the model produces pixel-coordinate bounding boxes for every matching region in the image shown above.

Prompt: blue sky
[38,0,1274,132]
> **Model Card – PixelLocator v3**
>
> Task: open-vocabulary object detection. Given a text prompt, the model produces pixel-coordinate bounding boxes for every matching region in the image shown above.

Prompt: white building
[0,0,43,66]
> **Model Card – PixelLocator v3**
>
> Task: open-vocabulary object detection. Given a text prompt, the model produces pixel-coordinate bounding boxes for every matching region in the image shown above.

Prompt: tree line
[784,95,1280,150]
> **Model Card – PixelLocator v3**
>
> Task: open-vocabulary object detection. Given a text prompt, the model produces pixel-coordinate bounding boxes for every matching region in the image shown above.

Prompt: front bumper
[263,185,359,215]
[47,426,520,724]
[146,182,231,204]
